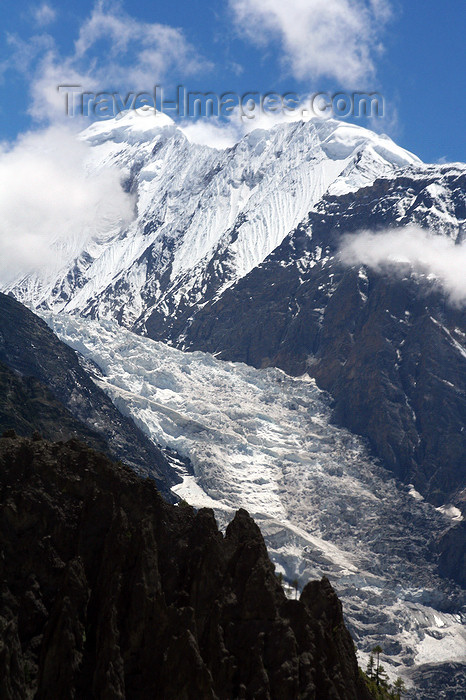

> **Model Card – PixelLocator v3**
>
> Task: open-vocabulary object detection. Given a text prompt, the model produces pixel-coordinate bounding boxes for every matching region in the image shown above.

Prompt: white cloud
[229,0,391,85]
[32,2,57,27]
[0,126,134,285]
[179,93,323,149]
[29,58,99,122]
[74,1,208,87]
[8,1,209,122]
[180,118,242,149]
[0,2,212,286]
[339,226,466,306]
[5,32,55,74]
[32,3,57,27]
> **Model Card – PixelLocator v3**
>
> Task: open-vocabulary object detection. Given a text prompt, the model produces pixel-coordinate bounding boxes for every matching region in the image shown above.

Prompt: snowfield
[44,311,466,693]
[7,109,421,330]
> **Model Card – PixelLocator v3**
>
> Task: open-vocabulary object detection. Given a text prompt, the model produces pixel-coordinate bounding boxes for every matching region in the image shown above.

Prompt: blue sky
[0,0,465,162]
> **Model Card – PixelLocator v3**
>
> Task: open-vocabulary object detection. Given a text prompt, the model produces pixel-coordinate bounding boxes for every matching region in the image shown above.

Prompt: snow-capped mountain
[4,110,465,695]
[5,108,465,532]
[7,110,464,509]
[7,108,419,328]
[44,310,466,698]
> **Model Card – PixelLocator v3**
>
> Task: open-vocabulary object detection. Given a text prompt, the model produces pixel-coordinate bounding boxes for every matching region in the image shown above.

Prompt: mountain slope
[0,359,107,452]
[4,113,464,510]
[1,111,465,697]
[6,111,419,329]
[151,164,466,508]
[0,433,372,700]
[0,293,176,496]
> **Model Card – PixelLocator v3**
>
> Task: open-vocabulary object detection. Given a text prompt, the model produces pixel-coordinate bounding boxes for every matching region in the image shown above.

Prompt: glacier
[43,311,466,696]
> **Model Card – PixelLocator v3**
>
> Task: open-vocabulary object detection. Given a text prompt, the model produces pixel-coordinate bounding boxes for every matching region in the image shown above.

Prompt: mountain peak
[82,106,176,145]
[311,118,421,167]
[5,113,433,328]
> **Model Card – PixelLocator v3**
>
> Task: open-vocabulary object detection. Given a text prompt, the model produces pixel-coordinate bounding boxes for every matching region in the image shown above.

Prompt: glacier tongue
[43,311,465,693]
[6,114,421,328]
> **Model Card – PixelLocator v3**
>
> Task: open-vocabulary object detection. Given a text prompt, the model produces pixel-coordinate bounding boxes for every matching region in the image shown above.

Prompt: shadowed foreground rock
[0,292,177,499]
[0,434,371,700]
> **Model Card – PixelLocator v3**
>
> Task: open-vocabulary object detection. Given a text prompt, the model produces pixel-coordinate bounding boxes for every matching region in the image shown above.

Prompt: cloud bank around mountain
[0,126,133,285]
[0,1,209,286]
[0,0,399,285]
[229,0,391,85]
[339,226,466,306]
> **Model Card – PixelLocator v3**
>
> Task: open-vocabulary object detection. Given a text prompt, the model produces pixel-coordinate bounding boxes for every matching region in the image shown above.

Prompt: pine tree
[292,578,299,600]
[372,645,383,686]
[366,654,375,680]
[393,677,406,699]
[377,664,389,689]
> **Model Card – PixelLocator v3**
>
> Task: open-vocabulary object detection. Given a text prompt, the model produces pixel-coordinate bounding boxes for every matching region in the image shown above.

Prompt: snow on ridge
[82,109,421,167]
[81,106,176,145]
[8,114,426,324]
[311,118,421,167]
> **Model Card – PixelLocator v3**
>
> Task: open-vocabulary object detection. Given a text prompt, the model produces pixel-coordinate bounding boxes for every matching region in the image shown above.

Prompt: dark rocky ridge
[0,359,107,452]
[0,434,372,700]
[437,520,466,589]
[144,168,466,511]
[0,293,178,498]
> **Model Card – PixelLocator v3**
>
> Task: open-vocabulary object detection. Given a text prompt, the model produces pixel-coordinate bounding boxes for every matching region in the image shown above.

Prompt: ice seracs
[43,310,466,694]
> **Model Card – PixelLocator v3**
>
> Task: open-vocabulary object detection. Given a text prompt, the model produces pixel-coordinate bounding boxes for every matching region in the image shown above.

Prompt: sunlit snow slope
[44,312,466,694]
[8,110,420,331]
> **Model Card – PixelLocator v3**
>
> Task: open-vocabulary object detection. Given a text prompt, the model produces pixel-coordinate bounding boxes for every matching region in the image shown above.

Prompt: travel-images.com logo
[58,85,384,121]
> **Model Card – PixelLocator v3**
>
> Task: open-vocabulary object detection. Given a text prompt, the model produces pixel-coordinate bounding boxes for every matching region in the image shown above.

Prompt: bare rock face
[0,434,371,700]
[0,292,177,498]
[170,169,466,509]
[437,520,466,589]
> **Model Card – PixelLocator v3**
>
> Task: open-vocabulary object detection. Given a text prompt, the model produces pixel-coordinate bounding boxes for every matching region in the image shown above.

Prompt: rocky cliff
[0,433,372,700]
[0,293,177,498]
[0,359,107,453]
